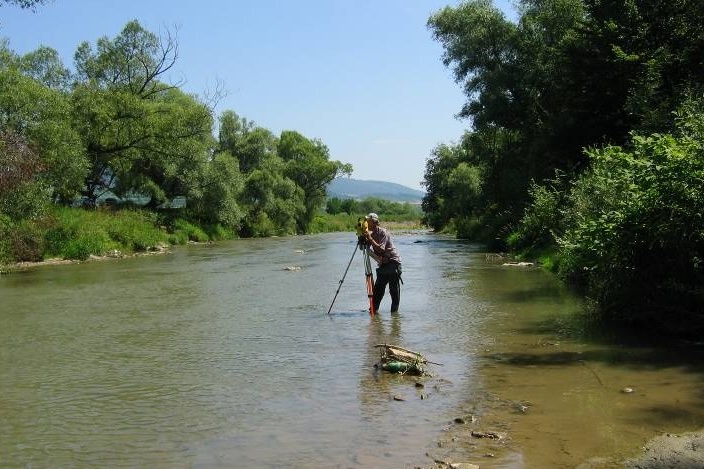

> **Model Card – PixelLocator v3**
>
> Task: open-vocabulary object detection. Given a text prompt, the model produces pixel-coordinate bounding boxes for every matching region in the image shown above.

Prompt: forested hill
[327,178,425,203]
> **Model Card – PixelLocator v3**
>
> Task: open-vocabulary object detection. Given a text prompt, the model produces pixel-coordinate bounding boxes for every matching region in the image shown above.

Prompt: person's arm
[365,230,386,261]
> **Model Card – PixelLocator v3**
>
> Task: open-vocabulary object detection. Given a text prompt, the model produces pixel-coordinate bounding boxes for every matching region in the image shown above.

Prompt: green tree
[19,45,71,90]
[325,197,345,215]
[422,131,488,233]
[422,143,462,231]
[217,111,277,173]
[427,0,587,237]
[71,20,215,208]
[575,0,704,135]
[187,151,245,229]
[239,156,304,237]
[427,0,704,244]
[277,130,352,232]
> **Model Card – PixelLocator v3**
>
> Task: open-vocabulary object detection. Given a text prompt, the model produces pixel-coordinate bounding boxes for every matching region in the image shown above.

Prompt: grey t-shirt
[369,225,401,264]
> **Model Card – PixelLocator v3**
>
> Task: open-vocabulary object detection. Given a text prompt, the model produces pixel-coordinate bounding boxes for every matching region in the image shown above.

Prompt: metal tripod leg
[326,244,358,315]
[363,248,375,317]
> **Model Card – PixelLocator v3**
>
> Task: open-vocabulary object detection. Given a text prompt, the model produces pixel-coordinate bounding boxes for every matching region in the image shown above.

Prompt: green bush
[243,212,277,238]
[10,220,45,262]
[507,179,565,254]
[0,215,15,264]
[454,216,481,239]
[557,102,704,326]
[44,226,73,257]
[63,236,103,260]
[203,224,237,241]
[171,218,210,242]
[108,210,164,251]
[309,213,357,234]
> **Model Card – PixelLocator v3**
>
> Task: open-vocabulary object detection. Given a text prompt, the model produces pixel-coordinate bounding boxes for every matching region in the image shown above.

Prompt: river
[1,231,703,468]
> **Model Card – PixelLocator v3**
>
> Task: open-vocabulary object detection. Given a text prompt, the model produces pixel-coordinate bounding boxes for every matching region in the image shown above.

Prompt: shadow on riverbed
[484,345,704,373]
[511,312,704,365]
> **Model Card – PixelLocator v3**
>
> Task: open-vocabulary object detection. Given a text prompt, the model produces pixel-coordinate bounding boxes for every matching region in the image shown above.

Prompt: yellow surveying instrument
[355,217,368,240]
[326,217,376,317]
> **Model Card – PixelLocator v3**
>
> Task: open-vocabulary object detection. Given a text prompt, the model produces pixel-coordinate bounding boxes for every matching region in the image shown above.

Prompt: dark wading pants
[373,262,401,312]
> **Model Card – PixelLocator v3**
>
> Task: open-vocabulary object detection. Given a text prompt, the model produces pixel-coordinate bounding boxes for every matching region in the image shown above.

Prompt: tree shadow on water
[499,312,704,376]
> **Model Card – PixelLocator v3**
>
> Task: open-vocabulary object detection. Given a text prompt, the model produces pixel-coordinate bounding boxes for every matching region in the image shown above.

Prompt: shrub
[557,101,704,326]
[9,220,45,261]
[171,218,210,242]
[508,178,566,254]
[0,215,15,264]
[204,224,237,241]
[44,226,73,257]
[108,210,164,251]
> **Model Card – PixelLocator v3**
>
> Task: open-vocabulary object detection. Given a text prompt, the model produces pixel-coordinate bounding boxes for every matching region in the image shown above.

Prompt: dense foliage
[326,197,422,219]
[425,0,704,331]
[0,21,353,263]
[559,104,703,328]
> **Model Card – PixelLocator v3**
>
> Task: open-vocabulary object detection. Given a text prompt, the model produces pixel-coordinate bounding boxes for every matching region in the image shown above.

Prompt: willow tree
[428,0,586,212]
[71,20,215,208]
[277,130,352,232]
[218,110,278,174]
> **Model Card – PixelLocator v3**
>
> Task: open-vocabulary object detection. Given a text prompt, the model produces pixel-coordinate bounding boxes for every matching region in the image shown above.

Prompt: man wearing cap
[364,212,402,313]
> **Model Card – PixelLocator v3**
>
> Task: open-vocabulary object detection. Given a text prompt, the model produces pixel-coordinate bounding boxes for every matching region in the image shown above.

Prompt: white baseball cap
[366,212,379,222]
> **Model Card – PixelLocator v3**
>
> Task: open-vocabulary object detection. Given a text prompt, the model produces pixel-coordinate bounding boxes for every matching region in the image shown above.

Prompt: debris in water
[374,343,437,376]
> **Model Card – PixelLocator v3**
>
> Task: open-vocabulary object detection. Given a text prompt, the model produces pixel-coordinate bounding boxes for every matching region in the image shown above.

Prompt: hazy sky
[1,0,516,191]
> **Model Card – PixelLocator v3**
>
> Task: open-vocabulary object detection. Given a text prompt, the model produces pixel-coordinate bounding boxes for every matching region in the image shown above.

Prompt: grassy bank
[0,208,425,268]
[0,207,223,267]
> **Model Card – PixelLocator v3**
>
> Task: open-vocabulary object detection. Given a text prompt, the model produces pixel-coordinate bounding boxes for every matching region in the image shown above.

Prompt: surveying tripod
[359,234,376,317]
[325,217,376,317]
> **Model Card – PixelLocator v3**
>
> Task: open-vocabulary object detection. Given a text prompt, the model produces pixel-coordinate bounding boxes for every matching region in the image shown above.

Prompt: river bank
[0,243,172,274]
[419,424,704,468]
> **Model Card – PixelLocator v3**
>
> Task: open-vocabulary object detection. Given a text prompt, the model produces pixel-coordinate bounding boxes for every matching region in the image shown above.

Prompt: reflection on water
[1,232,703,468]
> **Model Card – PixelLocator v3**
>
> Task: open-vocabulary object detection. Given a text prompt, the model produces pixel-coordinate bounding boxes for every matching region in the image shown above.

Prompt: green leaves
[555,100,704,318]
[0,66,87,206]
[278,130,352,232]
[1,19,352,238]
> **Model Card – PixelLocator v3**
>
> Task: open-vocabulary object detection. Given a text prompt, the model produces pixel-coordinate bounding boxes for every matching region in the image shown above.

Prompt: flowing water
[1,232,703,468]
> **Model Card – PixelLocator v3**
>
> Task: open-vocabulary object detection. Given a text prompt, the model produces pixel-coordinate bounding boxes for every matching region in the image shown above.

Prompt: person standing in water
[364,212,402,313]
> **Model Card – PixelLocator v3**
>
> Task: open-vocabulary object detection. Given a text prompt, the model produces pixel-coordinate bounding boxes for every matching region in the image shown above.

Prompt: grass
[309,213,425,234]
[0,207,425,268]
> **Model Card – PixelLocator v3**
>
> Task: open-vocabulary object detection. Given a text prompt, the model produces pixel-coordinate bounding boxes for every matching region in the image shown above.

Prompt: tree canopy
[0,20,352,237]
[425,0,704,330]
[425,0,704,235]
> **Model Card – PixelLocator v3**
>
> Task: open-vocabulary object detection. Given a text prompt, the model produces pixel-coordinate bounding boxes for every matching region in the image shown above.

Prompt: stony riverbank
[622,430,704,469]
[0,244,171,274]
[417,428,704,468]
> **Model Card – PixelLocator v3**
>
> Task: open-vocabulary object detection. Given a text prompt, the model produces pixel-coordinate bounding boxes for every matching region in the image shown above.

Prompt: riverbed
[1,232,703,468]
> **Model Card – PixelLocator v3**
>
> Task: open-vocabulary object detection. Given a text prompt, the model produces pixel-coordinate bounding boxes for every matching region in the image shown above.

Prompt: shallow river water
[1,231,703,468]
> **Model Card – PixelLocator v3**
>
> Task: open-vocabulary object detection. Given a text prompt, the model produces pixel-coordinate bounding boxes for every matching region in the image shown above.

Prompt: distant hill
[327,178,425,203]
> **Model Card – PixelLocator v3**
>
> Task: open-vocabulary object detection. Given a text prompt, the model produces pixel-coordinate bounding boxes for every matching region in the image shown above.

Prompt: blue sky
[1,0,516,191]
